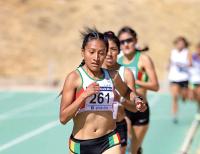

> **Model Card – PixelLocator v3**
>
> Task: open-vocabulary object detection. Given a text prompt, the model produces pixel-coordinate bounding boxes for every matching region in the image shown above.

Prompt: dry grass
[0,0,200,84]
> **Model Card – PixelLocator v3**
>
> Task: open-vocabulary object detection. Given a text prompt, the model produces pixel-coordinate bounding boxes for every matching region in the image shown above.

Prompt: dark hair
[78,59,85,67]
[136,45,149,52]
[104,31,120,53]
[118,26,137,39]
[118,26,149,52]
[78,27,108,67]
[81,27,108,50]
[174,36,189,48]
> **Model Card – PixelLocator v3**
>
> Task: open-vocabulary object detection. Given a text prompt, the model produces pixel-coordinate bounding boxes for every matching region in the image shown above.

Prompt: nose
[94,53,100,61]
[124,41,128,46]
[107,49,112,56]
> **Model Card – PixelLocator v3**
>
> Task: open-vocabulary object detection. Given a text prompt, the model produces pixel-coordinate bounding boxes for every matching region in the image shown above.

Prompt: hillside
[0,0,200,85]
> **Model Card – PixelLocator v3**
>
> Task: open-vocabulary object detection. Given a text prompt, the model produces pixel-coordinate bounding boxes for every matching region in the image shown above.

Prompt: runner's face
[176,40,186,51]
[197,46,200,55]
[104,40,119,67]
[119,32,137,56]
[82,39,107,72]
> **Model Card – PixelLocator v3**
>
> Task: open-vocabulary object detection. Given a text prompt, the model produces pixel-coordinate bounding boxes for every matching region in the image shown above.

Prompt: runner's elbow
[59,113,70,125]
[153,83,160,91]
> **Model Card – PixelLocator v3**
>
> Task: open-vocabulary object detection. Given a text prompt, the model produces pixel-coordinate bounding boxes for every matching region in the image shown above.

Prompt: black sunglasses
[120,38,133,45]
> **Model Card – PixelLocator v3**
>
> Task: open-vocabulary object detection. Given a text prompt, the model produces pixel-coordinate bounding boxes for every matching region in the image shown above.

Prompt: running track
[0,91,199,154]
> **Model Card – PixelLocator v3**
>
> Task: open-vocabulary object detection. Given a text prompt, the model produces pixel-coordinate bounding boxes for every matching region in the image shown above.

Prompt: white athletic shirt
[189,53,200,84]
[76,67,115,114]
[168,48,190,82]
[118,66,125,82]
[112,66,126,119]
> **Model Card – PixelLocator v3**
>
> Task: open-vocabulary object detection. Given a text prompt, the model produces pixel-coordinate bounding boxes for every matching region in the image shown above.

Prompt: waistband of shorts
[70,129,117,143]
[116,119,126,124]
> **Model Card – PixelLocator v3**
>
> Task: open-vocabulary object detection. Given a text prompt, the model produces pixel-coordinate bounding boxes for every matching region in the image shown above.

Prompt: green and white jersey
[118,51,148,89]
[118,66,125,82]
[76,67,115,113]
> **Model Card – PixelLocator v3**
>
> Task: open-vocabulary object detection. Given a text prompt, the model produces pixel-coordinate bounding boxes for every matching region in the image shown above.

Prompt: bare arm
[188,52,192,67]
[136,54,159,91]
[60,71,99,124]
[111,70,146,112]
[122,68,137,112]
[110,71,135,101]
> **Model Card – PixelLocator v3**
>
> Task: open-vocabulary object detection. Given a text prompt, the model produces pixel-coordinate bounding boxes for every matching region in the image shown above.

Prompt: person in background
[118,26,159,154]
[103,31,147,154]
[189,42,200,114]
[168,36,192,123]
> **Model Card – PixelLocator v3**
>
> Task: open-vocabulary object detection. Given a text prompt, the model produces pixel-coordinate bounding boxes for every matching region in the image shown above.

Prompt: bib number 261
[89,92,110,104]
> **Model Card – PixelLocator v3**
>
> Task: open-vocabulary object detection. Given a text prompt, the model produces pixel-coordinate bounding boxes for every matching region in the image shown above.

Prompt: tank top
[76,67,115,114]
[118,66,125,82]
[168,48,189,82]
[118,51,148,89]
[112,66,125,119]
[189,53,200,84]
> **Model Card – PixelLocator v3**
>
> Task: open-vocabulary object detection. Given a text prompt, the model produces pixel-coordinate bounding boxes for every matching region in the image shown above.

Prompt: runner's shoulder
[64,69,82,88]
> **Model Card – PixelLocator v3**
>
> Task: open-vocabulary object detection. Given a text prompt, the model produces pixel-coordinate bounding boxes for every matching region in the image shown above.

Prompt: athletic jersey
[189,53,200,84]
[76,67,115,114]
[112,66,127,119]
[118,51,148,89]
[168,48,190,82]
[118,66,125,82]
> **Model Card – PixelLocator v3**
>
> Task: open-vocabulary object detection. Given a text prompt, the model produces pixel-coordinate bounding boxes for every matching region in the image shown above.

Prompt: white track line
[0,96,56,121]
[0,120,59,152]
[179,117,200,154]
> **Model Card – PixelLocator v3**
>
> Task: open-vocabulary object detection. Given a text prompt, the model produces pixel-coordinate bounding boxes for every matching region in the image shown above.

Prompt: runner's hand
[135,96,147,112]
[83,82,100,98]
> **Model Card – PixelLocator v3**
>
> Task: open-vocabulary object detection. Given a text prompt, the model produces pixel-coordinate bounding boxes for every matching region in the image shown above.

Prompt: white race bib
[84,86,114,111]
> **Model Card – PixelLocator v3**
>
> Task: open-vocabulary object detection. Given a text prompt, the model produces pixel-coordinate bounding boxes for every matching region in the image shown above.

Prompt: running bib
[85,86,114,111]
[76,67,115,113]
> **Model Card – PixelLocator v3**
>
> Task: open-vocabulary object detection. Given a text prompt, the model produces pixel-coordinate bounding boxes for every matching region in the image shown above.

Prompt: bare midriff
[72,111,115,140]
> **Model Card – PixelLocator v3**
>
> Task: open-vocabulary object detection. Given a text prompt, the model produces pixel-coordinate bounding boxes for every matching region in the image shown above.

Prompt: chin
[105,61,113,67]
[90,66,101,72]
[124,51,133,56]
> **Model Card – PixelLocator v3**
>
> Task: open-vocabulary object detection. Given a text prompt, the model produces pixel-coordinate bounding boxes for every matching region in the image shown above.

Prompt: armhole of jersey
[119,66,125,82]
[76,68,83,91]
[123,67,127,83]
[118,56,123,65]
[107,70,115,87]
[124,67,127,82]
[135,51,141,78]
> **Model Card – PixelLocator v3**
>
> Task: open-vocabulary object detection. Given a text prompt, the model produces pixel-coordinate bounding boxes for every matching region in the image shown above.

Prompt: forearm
[121,92,137,112]
[122,100,137,112]
[60,94,86,124]
[136,80,159,91]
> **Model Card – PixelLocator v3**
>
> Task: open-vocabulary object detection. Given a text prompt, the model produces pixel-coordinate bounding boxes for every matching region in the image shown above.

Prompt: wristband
[120,97,126,104]
[134,96,144,106]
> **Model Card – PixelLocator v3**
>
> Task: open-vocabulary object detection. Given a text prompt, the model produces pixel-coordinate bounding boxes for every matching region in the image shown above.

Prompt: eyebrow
[110,46,118,49]
[86,47,106,50]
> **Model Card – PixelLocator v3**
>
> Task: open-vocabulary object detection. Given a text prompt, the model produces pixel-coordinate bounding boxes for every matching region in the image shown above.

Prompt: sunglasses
[120,38,134,45]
